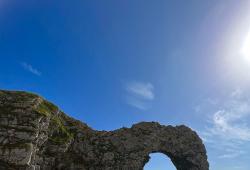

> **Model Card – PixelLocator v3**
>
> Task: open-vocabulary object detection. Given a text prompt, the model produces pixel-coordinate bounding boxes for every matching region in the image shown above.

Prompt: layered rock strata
[0,90,209,170]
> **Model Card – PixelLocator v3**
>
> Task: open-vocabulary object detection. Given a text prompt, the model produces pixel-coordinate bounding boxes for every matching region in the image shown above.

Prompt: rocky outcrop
[0,90,209,170]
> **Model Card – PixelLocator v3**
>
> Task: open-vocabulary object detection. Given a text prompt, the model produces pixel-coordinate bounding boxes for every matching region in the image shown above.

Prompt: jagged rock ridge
[0,90,209,170]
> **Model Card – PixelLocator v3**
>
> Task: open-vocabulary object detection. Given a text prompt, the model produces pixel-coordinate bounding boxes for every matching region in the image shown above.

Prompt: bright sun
[241,30,250,62]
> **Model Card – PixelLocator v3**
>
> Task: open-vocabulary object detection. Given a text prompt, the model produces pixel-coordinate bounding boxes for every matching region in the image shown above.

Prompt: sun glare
[241,30,250,62]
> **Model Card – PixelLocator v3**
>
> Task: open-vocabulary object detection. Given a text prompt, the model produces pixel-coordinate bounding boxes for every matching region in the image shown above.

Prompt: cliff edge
[0,90,209,170]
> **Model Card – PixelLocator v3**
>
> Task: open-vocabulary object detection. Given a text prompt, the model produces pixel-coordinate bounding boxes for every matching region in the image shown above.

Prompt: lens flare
[241,30,250,62]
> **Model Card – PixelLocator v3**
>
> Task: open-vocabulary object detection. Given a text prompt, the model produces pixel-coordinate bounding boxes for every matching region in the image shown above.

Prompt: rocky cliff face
[0,90,209,170]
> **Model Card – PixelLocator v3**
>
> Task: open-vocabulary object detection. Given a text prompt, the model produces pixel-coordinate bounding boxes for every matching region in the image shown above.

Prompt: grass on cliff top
[36,100,74,144]
[0,90,76,144]
[36,100,58,117]
[50,115,74,144]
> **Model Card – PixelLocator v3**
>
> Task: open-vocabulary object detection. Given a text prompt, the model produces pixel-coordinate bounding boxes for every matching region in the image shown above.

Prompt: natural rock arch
[0,90,209,170]
[106,122,209,170]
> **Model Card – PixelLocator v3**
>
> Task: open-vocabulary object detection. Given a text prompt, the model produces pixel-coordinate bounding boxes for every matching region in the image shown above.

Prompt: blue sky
[1,1,250,169]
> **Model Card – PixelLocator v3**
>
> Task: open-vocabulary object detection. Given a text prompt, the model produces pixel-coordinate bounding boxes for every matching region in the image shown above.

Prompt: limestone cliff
[0,90,209,170]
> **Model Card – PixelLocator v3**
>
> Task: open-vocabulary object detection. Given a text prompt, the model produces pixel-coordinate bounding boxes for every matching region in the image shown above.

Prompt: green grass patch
[36,100,58,117]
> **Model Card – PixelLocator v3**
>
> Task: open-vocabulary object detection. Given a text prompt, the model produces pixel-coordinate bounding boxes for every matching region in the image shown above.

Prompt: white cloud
[21,62,42,76]
[207,93,250,141]
[126,81,154,100]
[126,97,149,110]
[125,81,154,110]
[218,150,246,159]
[200,89,250,159]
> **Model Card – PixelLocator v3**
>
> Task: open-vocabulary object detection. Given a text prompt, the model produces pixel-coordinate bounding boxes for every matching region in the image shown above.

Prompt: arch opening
[144,153,176,170]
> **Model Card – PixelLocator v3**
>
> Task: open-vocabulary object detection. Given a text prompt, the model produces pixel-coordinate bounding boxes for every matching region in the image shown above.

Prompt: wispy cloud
[125,81,154,110]
[126,81,154,100]
[218,149,246,159]
[21,62,42,76]
[206,91,250,141]
[200,89,250,159]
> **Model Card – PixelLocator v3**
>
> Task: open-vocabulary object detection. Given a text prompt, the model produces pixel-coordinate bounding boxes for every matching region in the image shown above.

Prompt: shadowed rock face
[0,90,209,170]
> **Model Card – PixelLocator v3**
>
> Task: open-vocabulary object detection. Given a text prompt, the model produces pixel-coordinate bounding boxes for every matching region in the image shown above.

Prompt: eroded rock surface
[0,90,209,170]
